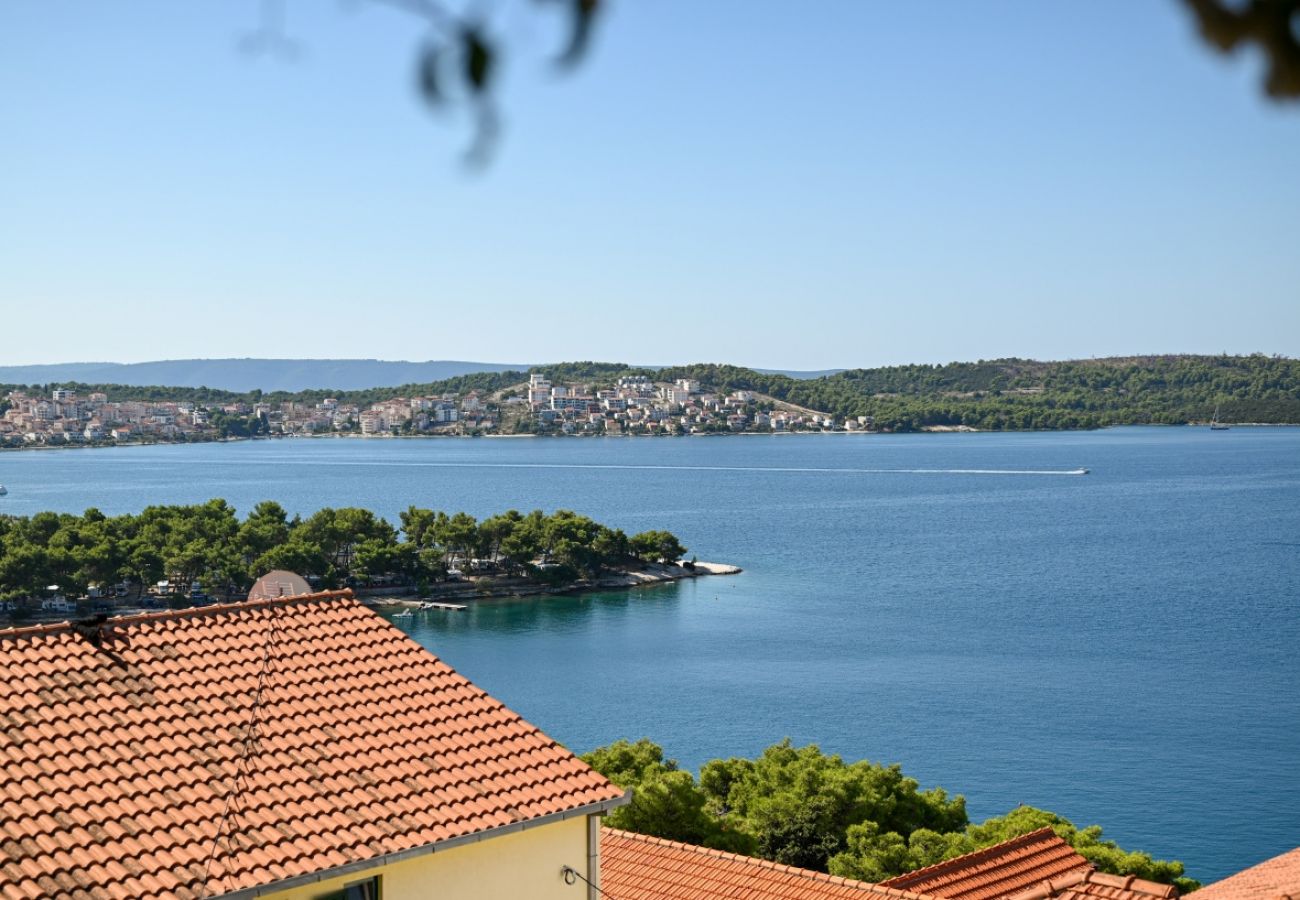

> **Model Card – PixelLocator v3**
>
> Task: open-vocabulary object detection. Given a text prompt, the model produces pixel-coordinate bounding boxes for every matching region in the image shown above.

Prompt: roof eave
[213,790,632,900]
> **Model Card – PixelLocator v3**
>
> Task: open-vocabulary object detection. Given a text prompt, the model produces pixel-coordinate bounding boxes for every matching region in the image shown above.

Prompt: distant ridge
[0,359,530,393]
[753,367,845,379]
[0,359,840,392]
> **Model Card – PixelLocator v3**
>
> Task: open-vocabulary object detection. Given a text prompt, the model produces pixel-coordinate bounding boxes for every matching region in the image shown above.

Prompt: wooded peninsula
[0,501,700,617]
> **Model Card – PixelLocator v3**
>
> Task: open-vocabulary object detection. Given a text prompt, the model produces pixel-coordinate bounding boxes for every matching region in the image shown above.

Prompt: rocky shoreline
[363,561,742,607]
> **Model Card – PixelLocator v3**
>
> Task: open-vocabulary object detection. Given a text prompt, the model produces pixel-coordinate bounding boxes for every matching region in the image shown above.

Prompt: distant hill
[753,367,845,379]
[656,355,1300,429]
[0,359,839,392]
[0,359,531,393]
[4,355,1296,431]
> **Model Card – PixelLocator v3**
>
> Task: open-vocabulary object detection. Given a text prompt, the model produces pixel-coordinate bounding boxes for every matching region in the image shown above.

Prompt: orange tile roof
[879,828,1093,900]
[1003,868,1178,900]
[1192,847,1300,900]
[0,592,625,900]
[599,827,932,900]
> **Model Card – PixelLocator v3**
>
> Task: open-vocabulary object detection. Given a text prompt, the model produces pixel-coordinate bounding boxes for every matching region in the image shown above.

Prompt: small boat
[1069,468,1090,476]
[0,484,7,496]
[392,610,414,618]
[1210,404,1230,431]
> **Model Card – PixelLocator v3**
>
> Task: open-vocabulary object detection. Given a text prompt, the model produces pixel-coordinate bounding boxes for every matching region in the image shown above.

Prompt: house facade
[256,816,595,900]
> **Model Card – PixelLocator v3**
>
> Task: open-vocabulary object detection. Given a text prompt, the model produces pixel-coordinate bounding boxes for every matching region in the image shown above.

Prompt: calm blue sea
[2,428,1297,881]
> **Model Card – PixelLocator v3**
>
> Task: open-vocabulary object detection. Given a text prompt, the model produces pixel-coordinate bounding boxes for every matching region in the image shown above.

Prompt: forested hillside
[657,355,1300,430]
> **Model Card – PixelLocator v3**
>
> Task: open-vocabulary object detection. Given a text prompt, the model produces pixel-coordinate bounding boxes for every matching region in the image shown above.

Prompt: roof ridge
[0,620,75,639]
[1085,870,1179,898]
[0,588,355,640]
[1004,867,1179,900]
[601,828,937,900]
[1006,868,1093,900]
[880,827,1075,887]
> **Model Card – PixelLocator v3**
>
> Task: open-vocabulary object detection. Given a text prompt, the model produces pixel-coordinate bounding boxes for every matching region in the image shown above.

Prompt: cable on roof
[561,864,621,899]
[198,604,284,897]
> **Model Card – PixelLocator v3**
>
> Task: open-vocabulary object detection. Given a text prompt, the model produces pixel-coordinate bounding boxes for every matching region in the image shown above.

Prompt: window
[317,876,380,900]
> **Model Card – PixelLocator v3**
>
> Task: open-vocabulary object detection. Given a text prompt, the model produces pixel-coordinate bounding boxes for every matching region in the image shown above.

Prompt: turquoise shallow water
[2,427,1297,881]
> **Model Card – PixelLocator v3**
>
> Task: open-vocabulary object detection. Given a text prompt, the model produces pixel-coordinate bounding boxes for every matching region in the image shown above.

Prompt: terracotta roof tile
[0,591,623,899]
[1003,868,1178,900]
[600,827,935,900]
[1192,847,1300,900]
[880,828,1093,900]
[883,833,1183,900]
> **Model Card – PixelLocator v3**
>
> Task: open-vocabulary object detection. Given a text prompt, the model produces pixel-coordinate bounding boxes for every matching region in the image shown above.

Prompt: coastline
[1,563,744,628]
[363,560,743,608]
[0,432,852,453]
[6,423,1300,455]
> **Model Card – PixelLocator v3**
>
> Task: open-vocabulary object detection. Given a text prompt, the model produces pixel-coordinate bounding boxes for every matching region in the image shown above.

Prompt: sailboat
[1210,404,1230,431]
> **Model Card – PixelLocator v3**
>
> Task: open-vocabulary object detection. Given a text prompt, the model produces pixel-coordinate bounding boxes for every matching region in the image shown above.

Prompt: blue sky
[2,1,1297,370]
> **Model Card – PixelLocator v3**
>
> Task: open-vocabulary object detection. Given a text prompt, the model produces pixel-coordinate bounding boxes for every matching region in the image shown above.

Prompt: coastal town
[1,375,871,447]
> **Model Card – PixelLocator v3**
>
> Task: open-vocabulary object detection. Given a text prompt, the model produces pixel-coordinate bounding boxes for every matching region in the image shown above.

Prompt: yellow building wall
[262,815,594,900]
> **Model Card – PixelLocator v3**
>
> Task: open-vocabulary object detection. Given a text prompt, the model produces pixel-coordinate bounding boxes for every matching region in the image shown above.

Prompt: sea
[2,427,1297,882]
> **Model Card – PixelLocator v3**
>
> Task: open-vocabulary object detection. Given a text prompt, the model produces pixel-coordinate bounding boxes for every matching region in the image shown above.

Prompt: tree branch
[1182,0,1300,98]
